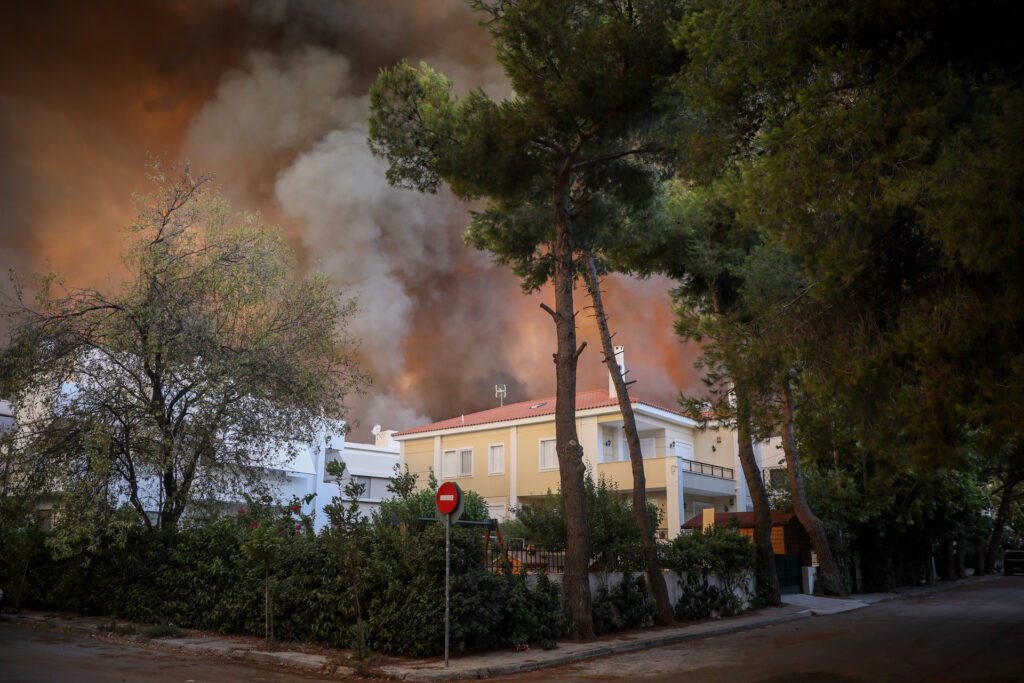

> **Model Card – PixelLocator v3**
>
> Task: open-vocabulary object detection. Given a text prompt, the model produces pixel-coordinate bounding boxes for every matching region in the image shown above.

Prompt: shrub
[592,574,655,634]
[361,521,567,656]
[510,475,659,568]
[662,526,755,621]
[12,480,569,656]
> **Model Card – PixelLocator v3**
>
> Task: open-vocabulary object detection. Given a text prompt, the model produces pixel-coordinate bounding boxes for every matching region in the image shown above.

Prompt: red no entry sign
[436,481,461,515]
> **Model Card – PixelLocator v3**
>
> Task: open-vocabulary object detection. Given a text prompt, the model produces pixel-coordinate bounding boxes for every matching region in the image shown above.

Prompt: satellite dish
[371,424,382,436]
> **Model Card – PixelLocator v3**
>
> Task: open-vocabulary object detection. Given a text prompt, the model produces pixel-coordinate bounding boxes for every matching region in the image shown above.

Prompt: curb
[5,576,999,680]
[378,609,814,680]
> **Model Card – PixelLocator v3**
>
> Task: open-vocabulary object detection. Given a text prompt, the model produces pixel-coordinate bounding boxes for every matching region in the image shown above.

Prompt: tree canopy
[675,0,1024,465]
[369,0,685,637]
[1,165,365,537]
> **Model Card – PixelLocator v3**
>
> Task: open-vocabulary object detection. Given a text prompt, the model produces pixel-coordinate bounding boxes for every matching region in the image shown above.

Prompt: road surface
[500,576,1024,682]
[0,622,344,682]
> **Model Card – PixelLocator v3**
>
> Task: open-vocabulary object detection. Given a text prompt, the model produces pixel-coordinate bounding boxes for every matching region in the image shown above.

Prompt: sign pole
[436,481,461,668]
[444,510,450,667]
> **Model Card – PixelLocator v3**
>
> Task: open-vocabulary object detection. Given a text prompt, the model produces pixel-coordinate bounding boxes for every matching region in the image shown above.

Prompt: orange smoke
[0,1,706,439]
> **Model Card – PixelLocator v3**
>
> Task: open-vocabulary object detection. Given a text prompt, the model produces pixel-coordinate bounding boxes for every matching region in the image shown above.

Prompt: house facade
[393,352,768,538]
[2,389,399,532]
[267,426,400,532]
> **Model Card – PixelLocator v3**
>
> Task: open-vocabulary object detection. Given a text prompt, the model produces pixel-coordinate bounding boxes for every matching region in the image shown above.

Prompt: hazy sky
[0,0,702,439]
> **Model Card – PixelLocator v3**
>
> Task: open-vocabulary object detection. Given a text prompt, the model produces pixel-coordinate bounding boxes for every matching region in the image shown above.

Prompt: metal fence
[680,458,734,480]
[484,543,663,574]
[486,544,566,573]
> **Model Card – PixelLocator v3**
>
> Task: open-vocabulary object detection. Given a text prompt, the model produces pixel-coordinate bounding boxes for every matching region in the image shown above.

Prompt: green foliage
[662,527,755,620]
[323,459,371,656]
[511,475,659,569]
[360,522,567,656]
[675,0,1024,469]
[0,163,365,533]
[8,483,568,655]
[592,574,655,635]
[0,494,49,612]
[375,469,489,529]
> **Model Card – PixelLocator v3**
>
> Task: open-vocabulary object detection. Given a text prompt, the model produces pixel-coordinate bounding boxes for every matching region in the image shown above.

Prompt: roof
[681,511,795,529]
[393,389,686,437]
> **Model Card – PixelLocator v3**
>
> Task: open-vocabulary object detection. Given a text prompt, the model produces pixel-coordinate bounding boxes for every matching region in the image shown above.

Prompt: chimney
[372,425,397,448]
[608,345,625,395]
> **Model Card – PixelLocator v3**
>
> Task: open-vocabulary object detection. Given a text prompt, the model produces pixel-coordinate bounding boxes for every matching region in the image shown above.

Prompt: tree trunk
[734,382,781,606]
[707,283,779,606]
[924,539,936,585]
[955,536,967,579]
[350,555,366,657]
[985,478,1020,574]
[583,252,673,626]
[940,539,955,581]
[548,171,593,639]
[974,540,987,576]
[780,379,847,595]
[264,561,271,640]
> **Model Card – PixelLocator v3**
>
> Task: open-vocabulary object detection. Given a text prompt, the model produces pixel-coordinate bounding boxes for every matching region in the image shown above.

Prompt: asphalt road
[499,576,1024,683]
[0,624,344,683]
[2,578,1020,682]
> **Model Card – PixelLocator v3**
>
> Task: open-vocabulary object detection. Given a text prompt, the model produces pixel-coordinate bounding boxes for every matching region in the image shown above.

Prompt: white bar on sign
[440,494,455,501]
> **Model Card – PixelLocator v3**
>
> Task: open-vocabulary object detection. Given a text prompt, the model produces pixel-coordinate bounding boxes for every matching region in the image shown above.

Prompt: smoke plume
[1,0,704,439]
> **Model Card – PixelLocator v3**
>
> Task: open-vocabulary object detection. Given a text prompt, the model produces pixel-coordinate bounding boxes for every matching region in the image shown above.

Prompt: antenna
[495,384,507,407]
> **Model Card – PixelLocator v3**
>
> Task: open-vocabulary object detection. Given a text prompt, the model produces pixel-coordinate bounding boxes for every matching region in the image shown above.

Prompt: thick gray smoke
[2,0,702,438]
[183,34,537,434]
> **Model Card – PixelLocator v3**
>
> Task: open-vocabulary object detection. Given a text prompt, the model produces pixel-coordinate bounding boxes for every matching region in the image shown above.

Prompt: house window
[489,444,505,475]
[539,438,558,471]
[765,467,787,487]
[641,437,656,459]
[444,448,473,478]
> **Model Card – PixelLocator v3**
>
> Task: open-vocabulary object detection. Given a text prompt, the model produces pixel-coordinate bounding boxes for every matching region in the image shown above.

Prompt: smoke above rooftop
[0,0,703,438]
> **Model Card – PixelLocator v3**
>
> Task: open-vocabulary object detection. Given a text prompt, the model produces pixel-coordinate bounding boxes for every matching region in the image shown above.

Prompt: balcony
[679,457,735,497]
[680,458,733,480]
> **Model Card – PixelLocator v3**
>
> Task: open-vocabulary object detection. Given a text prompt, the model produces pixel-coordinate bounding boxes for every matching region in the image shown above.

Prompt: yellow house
[394,351,768,538]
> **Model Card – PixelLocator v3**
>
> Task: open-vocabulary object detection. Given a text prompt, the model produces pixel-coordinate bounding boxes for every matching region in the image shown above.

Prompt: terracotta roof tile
[393,389,685,437]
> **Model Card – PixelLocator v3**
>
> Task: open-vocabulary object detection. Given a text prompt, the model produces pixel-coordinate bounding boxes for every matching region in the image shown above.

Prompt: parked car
[1004,549,1024,576]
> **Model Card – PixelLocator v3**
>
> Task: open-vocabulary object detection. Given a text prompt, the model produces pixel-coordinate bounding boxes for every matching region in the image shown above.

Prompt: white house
[3,387,399,532]
[273,425,400,532]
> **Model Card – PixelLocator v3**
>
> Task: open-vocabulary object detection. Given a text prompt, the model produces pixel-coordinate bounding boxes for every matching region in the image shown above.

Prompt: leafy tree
[240,494,314,640]
[511,474,659,569]
[676,0,1024,477]
[583,253,673,622]
[662,525,756,620]
[1,164,364,533]
[376,466,489,530]
[612,180,782,604]
[369,0,683,636]
[323,459,371,657]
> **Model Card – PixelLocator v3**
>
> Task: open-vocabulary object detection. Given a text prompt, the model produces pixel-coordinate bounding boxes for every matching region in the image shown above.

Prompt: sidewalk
[378,603,810,681]
[376,575,995,680]
[4,575,995,680]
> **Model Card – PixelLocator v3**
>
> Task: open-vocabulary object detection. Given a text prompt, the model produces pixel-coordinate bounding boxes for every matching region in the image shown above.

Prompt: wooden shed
[681,511,813,566]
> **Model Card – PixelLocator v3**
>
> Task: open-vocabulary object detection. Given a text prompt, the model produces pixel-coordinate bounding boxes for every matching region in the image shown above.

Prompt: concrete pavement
[3,575,996,680]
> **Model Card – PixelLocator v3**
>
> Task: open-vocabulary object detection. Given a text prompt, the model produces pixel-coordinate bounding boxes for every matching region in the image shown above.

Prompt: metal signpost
[435,481,463,667]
